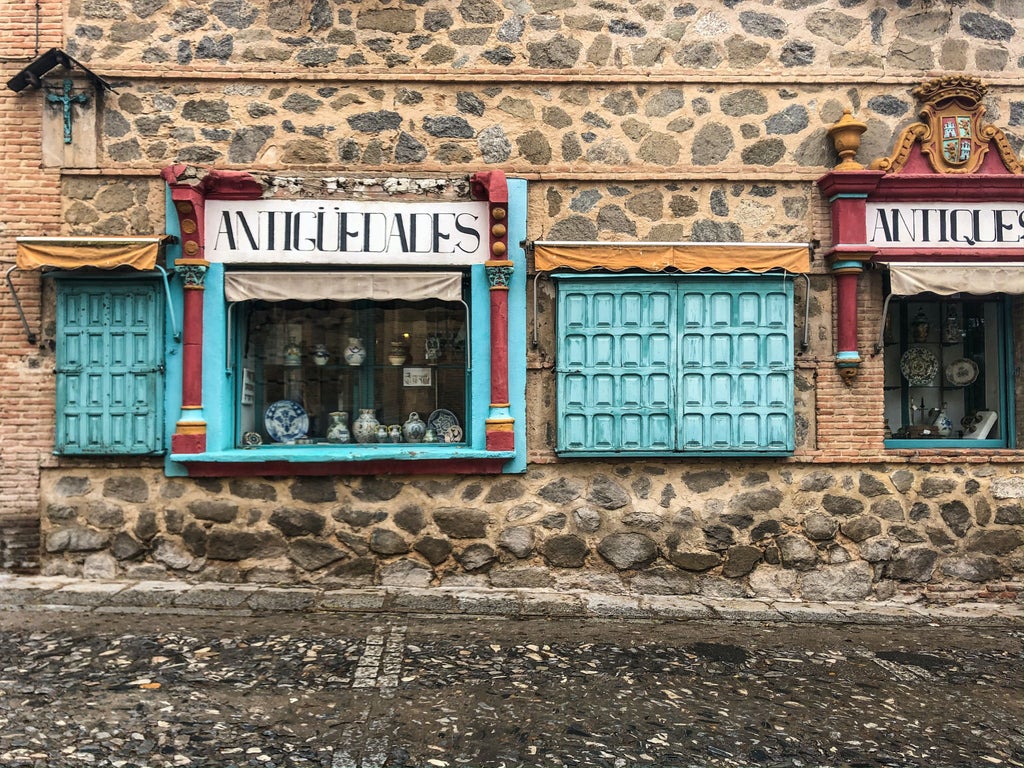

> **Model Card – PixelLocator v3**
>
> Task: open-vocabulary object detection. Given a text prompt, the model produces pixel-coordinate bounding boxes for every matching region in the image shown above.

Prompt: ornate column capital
[175,258,209,289]
[486,260,514,289]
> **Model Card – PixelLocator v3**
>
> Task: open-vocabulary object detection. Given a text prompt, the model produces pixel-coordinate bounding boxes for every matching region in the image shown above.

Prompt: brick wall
[0,0,65,569]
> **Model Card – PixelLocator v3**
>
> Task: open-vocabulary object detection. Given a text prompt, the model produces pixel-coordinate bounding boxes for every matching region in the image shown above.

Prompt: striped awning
[534,241,810,274]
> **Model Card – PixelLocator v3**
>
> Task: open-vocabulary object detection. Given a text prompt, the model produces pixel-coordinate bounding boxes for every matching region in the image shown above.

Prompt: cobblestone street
[0,578,1020,767]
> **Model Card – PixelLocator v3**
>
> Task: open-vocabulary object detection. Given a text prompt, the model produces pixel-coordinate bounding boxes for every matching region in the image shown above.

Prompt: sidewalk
[1,574,1020,626]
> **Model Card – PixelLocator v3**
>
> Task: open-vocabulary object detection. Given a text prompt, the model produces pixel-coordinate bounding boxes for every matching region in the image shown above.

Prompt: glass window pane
[883,295,1005,443]
[240,298,467,445]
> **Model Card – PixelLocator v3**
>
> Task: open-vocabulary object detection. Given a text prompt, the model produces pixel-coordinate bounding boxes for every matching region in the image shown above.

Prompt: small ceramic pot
[344,337,366,366]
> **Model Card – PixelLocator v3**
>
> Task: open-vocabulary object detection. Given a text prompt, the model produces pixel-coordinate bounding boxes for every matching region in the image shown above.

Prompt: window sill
[170,444,515,476]
[884,439,1005,450]
[556,449,794,458]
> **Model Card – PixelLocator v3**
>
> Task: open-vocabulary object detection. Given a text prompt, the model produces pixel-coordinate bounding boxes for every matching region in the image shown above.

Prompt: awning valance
[534,241,810,274]
[885,262,1024,296]
[15,236,167,271]
[224,271,464,303]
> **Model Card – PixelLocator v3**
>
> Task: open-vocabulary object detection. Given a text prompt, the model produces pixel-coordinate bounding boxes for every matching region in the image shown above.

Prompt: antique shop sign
[867,202,1024,248]
[205,199,490,264]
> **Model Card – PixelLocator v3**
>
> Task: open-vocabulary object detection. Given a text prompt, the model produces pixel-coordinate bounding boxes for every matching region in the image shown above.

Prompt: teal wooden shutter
[56,281,164,454]
[677,277,793,453]
[555,274,794,456]
[556,280,676,452]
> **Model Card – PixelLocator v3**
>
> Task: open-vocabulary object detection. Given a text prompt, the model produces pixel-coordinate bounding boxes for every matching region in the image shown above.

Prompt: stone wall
[39,462,1024,601]
[4,0,1024,590]
[68,0,1021,78]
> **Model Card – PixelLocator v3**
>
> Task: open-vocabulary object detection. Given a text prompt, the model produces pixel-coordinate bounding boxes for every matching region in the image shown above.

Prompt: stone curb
[0,576,1020,627]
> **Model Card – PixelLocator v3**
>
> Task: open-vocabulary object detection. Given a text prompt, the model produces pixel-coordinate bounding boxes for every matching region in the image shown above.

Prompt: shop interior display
[238,298,467,445]
[883,297,1001,441]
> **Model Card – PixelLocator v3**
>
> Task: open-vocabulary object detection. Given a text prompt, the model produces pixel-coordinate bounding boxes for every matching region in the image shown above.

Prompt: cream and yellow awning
[884,261,1024,296]
[224,271,464,303]
[533,241,810,274]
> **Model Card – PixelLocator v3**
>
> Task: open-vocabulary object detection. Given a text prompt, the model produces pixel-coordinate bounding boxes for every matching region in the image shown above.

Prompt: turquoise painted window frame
[54,277,165,455]
[553,272,796,457]
[164,178,528,475]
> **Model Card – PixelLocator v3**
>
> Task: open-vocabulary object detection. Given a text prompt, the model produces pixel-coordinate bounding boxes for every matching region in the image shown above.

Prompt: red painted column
[471,171,514,452]
[171,258,209,453]
[161,170,210,454]
[162,166,263,454]
[817,170,884,383]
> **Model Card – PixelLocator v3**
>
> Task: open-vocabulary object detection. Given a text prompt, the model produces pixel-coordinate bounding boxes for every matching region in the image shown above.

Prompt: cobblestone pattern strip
[0,576,1019,627]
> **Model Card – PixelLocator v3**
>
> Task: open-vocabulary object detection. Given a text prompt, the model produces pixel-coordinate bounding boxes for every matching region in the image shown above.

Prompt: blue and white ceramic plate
[427,409,461,442]
[900,347,938,386]
[264,399,309,443]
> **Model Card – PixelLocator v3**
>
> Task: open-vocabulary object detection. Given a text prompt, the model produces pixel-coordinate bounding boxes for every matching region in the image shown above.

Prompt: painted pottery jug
[353,409,379,444]
[933,403,953,437]
[375,424,388,443]
[313,344,330,366]
[388,424,403,443]
[402,412,426,443]
[343,337,366,366]
[326,411,350,443]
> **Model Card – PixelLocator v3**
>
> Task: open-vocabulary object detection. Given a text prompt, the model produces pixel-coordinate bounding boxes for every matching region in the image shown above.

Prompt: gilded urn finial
[828,109,867,171]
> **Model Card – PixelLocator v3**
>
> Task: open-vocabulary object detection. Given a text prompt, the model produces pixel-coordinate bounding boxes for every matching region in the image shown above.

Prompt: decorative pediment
[871,76,1022,176]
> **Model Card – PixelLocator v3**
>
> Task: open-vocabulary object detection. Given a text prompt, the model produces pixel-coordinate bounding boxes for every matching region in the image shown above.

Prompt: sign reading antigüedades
[205,199,490,264]
[866,202,1024,248]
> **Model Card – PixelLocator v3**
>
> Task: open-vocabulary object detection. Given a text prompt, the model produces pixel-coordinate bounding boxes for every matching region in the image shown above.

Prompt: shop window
[553,273,795,456]
[883,294,1012,447]
[54,280,164,454]
[227,270,471,449]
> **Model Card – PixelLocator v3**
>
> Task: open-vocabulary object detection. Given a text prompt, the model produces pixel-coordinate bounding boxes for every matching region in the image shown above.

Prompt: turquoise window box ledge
[884,439,1004,450]
[169,445,516,477]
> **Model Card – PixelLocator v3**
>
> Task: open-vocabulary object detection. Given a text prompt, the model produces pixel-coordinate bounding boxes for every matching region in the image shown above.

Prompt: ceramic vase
[326,411,350,443]
[912,310,930,342]
[353,409,379,444]
[388,425,402,443]
[943,309,961,344]
[375,424,388,443]
[313,344,330,366]
[402,412,426,443]
[388,341,408,366]
[344,337,366,366]
[284,338,302,366]
[424,334,444,363]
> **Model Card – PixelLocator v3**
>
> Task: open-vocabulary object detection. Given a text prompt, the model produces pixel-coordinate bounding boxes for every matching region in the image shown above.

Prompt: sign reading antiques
[205,199,489,264]
[866,202,1024,248]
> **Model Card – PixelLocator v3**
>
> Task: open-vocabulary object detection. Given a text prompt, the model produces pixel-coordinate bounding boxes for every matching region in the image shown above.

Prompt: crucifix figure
[46,78,89,144]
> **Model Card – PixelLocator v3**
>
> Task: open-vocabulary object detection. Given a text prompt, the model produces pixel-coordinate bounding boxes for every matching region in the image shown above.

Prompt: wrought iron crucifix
[46,78,89,144]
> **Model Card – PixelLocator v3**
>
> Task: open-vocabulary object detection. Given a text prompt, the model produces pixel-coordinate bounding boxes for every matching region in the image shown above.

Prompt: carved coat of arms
[871,76,1021,175]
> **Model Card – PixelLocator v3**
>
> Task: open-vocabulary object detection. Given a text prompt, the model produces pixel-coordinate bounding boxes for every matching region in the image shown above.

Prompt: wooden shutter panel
[555,274,794,456]
[56,282,164,455]
[677,279,794,453]
[556,280,676,453]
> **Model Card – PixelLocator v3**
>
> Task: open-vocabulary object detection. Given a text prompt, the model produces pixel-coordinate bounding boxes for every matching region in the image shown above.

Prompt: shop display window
[225,269,472,449]
[883,294,1011,446]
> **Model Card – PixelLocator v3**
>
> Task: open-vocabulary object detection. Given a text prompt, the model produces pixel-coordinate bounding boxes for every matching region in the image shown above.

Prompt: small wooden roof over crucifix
[5,48,115,94]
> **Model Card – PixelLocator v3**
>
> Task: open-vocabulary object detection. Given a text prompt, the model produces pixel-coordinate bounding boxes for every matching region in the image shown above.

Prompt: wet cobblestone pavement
[0,602,1020,768]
